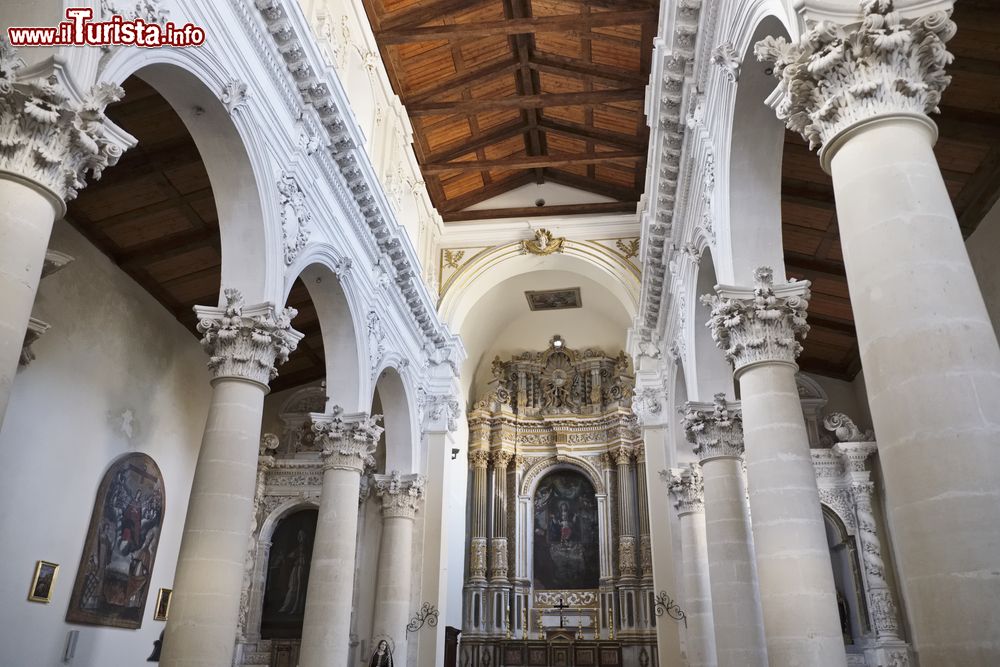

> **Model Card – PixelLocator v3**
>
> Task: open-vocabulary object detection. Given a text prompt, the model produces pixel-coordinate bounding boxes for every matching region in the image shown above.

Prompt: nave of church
[1,0,999,666]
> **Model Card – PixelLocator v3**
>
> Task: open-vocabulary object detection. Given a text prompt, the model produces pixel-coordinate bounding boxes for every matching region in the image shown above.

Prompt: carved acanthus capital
[195,288,303,387]
[0,40,128,207]
[312,409,383,473]
[666,464,704,515]
[614,446,634,467]
[682,393,745,462]
[492,449,514,469]
[754,2,957,152]
[373,470,426,519]
[834,440,878,474]
[702,267,810,371]
[468,448,490,469]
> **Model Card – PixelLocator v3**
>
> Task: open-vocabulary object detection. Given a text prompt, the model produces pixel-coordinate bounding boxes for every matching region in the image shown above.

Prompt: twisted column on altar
[298,410,383,667]
[162,289,301,667]
[703,267,846,666]
[665,464,717,667]
[756,5,1000,660]
[682,395,767,667]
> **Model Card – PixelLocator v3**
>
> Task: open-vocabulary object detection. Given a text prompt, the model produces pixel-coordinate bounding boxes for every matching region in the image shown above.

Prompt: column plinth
[666,465,717,667]
[703,268,846,666]
[298,412,383,667]
[683,395,767,667]
[162,290,301,667]
[758,6,1000,660]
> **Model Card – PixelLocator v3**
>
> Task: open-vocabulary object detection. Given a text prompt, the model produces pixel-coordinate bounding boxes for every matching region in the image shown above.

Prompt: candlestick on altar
[577,617,583,640]
[536,608,543,640]
[506,600,511,640]
[521,605,527,641]
[608,607,614,640]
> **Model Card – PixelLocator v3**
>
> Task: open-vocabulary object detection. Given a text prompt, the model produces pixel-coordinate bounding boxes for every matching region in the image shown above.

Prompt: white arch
[100,47,279,305]
[284,245,369,414]
[520,456,607,497]
[370,364,418,473]
[439,241,639,333]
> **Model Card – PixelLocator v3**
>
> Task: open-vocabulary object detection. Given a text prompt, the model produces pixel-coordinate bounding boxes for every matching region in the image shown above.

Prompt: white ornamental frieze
[277,173,311,265]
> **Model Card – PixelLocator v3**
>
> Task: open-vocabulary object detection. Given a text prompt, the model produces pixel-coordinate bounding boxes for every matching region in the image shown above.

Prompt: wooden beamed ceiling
[780,0,1000,379]
[361,0,659,221]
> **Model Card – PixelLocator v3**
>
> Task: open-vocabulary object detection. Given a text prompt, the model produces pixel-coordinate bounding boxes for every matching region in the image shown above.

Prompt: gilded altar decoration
[66,453,165,629]
[521,228,565,256]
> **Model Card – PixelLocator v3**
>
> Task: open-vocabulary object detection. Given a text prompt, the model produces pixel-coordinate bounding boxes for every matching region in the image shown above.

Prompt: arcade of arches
[0,0,999,666]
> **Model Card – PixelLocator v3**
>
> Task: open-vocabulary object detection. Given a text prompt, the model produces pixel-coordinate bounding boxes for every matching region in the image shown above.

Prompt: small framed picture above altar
[28,560,60,603]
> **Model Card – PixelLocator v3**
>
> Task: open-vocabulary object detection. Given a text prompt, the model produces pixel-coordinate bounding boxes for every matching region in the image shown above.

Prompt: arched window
[261,509,318,639]
[533,469,599,590]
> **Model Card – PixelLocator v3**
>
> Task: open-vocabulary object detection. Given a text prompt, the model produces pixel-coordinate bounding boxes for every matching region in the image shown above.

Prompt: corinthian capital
[195,288,303,387]
[0,40,129,207]
[701,267,810,372]
[420,391,460,433]
[682,394,745,462]
[373,470,426,519]
[754,2,957,153]
[312,409,383,473]
[666,464,704,515]
[468,448,490,469]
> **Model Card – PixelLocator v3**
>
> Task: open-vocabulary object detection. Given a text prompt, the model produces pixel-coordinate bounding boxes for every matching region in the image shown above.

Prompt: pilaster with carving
[754,2,957,152]
[195,288,303,387]
[701,267,810,372]
[468,448,490,583]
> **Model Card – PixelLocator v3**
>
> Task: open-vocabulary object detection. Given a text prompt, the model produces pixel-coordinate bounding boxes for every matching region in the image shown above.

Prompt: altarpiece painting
[261,509,318,639]
[66,452,165,628]
[533,470,599,590]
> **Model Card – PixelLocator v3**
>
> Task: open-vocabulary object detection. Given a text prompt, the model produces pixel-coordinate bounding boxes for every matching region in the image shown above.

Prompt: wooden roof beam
[379,9,657,43]
[529,55,649,86]
[408,89,645,116]
[442,200,638,222]
[544,168,637,201]
[540,118,646,151]
[422,150,645,173]
[406,60,520,105]
[423,122,530,163]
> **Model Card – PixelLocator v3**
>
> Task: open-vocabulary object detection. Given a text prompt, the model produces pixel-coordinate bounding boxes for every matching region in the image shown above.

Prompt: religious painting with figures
[533,470,599,590]
[261,509,318,639]
[66,453,165,629]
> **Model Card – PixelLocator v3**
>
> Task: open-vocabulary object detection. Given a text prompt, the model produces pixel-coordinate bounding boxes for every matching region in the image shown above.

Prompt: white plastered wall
[0,220,211,667]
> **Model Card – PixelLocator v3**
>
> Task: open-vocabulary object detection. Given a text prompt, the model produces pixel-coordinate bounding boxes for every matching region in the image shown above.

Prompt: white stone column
[417,395,459,666]
[703,268,846,666]
[683,395,767,667]
[0,48,126,429]
[298,412,383,667]
[631,382,683,664]
[758,8,1000,661]
[161,290,301,667]
[666,464,717,667]
[759,8,1000,662]
[371,471,425,660]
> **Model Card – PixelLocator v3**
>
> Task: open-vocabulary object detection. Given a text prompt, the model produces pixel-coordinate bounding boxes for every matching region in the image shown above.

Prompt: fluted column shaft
[468,448,490,582]
[371,472,425,661]
[0,52,125,430]
[667,465,717,667]
[635,447,653,580]
[684,396,767,667]
[615,447,638,579]
[490,450,512,582]
[298,413,383,667]
[757,9,1000,660]
[162,291,301,667]
[704,269,846,666]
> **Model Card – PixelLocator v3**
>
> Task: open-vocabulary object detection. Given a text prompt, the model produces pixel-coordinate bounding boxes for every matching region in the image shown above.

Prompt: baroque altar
[461,337,657,665]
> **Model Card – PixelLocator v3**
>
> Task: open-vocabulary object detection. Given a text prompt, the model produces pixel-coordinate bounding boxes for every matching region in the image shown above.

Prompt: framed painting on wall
[28,560,60,603]
[153,588,172,621]
[66,452,165,629]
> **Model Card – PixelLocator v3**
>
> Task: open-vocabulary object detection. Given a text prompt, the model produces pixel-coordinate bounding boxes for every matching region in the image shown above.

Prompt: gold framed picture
[28,560,59,603]
[153,588,172,621]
